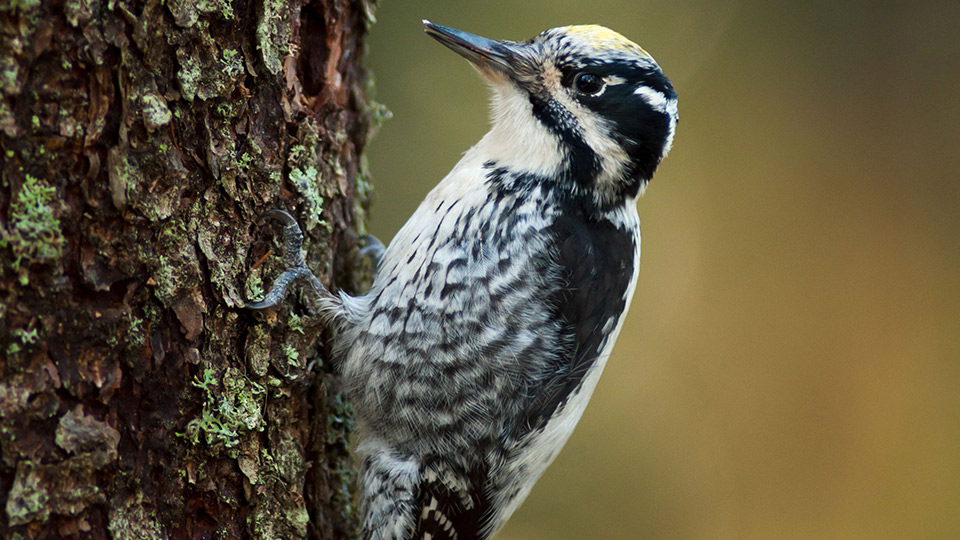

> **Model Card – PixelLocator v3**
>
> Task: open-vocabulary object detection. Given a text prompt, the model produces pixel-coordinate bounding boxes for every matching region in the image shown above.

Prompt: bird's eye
[574,73,604,95]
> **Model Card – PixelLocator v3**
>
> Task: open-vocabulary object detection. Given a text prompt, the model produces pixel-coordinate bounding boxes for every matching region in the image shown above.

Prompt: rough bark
[0,0,383,538]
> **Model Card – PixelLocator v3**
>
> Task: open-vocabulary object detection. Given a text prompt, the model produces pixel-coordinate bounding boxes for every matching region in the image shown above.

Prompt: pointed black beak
[423,20,527,79]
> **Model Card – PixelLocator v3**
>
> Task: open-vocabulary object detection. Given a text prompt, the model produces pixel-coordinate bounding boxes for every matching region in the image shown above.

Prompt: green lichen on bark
[139,91,172,130]
[107,490,166,540]
[1,0,381,537]
[4,461,49,526]
[5,457,109,526]
[184,368,266,450]
[287,124,329,232]
[256,0,292,75]
[0,174,63,285]
[167,0,233,28]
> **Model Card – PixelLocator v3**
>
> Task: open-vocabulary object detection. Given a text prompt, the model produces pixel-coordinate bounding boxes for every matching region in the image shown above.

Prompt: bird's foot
[357,234,386,268]
[246,209,330,311]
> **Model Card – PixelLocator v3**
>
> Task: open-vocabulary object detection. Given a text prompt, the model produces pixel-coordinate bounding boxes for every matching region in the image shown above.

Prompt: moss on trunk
[0,0,383,538]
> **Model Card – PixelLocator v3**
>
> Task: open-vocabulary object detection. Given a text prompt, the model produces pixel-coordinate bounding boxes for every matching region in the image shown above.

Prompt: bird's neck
[479,159,635,222]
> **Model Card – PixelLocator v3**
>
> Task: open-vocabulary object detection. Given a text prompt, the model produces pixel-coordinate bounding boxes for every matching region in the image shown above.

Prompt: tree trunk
[0,0,382,538]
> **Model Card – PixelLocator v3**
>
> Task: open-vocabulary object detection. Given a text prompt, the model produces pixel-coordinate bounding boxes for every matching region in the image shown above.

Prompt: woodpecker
[249,20,677,540]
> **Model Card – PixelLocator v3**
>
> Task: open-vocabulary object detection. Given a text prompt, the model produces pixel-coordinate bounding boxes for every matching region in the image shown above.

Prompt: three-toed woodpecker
[250,20,678,540]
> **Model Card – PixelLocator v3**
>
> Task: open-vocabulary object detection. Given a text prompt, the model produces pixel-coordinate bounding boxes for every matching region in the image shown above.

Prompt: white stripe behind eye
[633,85,669,113]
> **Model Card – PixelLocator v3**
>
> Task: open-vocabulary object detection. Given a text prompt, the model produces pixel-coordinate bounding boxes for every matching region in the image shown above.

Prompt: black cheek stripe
[527,94,601,189]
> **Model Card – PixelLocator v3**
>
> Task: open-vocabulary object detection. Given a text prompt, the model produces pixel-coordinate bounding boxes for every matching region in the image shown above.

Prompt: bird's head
[424,20,678,205]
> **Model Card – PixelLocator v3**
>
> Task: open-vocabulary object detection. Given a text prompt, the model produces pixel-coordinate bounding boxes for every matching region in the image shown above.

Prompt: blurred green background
[362,1,960,539]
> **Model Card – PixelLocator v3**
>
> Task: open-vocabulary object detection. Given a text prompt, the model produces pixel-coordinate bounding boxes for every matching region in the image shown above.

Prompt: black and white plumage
[251,21,678,540]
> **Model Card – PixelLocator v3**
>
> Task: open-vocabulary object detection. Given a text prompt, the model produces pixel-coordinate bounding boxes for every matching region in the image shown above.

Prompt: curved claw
[260,208,299,226]
[246,210,312,310]
[245,209,344,322]
[357,234,385,268]
[257,209,307,268]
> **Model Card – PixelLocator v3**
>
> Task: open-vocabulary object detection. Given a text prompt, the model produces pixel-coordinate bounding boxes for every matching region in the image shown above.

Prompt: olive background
[362,1,960,538]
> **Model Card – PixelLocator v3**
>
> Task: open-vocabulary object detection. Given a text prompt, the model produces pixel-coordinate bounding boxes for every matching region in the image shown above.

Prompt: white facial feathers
[634,85,679,157]
[476,81,566,178]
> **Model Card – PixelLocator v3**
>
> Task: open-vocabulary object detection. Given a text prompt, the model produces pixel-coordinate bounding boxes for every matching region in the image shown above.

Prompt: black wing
[522,204,637,431]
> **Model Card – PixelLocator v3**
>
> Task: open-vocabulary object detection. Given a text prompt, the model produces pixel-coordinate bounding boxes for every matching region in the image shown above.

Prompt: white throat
[470,83,564,177]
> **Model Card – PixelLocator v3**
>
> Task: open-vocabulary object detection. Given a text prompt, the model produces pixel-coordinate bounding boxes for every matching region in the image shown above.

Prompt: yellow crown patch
[562,25,652,59]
